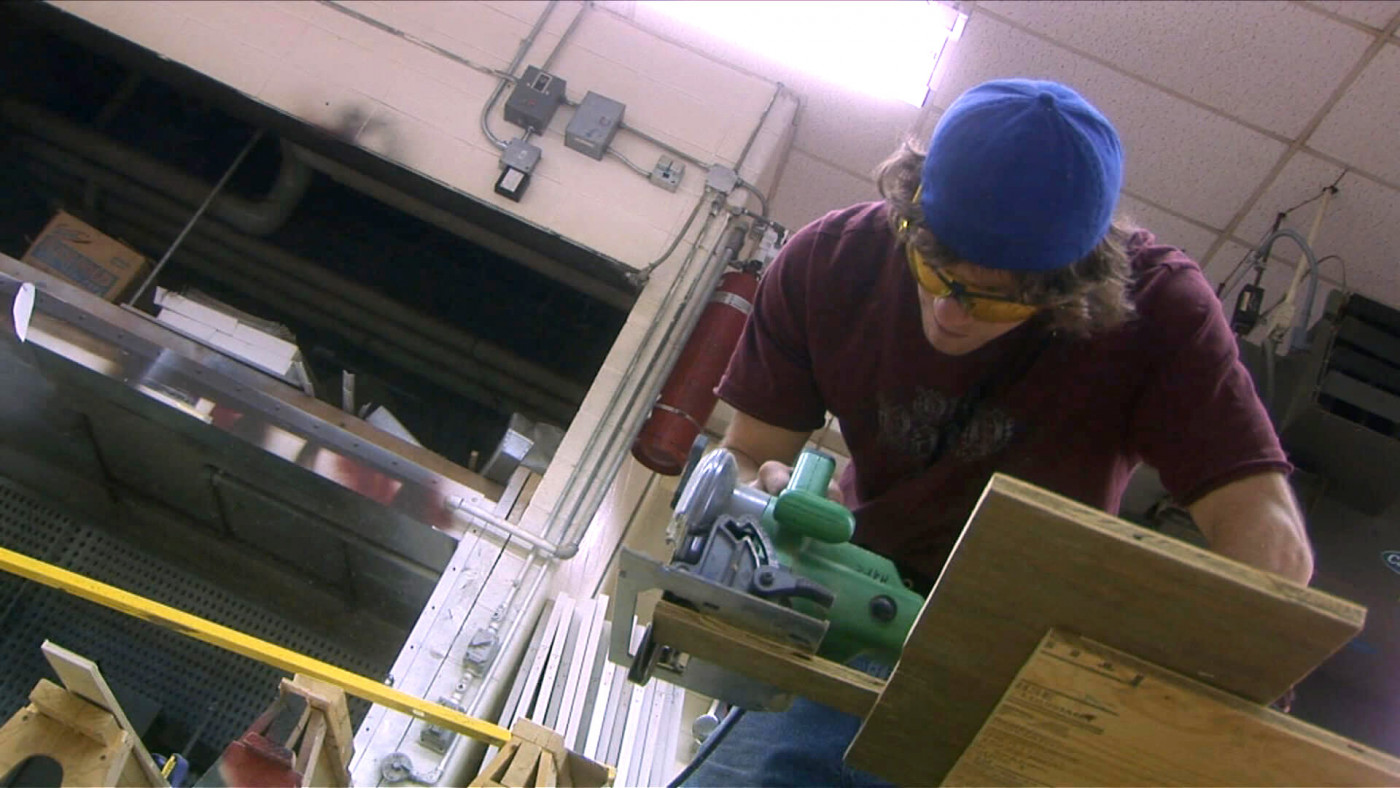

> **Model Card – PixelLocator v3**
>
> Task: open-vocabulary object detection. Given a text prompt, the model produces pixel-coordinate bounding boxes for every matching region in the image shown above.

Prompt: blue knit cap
[919,79,1124,271]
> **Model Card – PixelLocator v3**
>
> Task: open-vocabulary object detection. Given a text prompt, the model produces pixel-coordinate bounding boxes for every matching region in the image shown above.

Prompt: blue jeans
[683,658,897,788]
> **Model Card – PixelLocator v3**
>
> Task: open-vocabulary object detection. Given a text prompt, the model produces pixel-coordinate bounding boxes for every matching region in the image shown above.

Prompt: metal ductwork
[2,99,312,236]
[15,137,588,425]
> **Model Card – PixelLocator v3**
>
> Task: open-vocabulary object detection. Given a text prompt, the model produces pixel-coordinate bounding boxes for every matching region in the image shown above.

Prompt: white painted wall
[48,0,790,269]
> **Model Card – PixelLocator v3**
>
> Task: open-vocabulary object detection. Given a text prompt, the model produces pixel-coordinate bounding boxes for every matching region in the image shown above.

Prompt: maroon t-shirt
[717,202,1290,580]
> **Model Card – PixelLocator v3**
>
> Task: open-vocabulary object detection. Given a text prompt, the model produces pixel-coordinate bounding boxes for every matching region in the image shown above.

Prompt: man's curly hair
[875,137,1139,338]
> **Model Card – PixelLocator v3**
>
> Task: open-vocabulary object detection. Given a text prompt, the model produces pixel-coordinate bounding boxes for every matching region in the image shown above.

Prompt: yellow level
[0,544,511,747]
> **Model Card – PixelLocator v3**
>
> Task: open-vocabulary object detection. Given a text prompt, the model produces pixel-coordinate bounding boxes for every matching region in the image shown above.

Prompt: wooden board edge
[1054,629,1400,778]
[982,474,1366,626]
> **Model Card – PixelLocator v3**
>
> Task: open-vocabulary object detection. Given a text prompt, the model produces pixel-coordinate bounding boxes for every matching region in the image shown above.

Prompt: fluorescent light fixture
[641,1,966,106]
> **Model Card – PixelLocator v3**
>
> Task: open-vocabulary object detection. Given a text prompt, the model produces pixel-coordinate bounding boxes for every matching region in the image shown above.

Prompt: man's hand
[1188,471,1314,584]
[755,460,845,505]
[719,410,843,501]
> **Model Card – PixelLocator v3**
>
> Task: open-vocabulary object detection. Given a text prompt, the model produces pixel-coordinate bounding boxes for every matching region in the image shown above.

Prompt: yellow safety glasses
[898,191,1041,324]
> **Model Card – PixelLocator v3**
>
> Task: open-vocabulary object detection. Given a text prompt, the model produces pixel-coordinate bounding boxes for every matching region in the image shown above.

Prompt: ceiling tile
[771,150,880,232]
[1305,0,1400,29]
[980,1,1373,138]
[1235,153,1400,308]
[1116,195,1220,261]
[791,84,923,182]
[1309,43,1400,185]
[933,13,1287,229]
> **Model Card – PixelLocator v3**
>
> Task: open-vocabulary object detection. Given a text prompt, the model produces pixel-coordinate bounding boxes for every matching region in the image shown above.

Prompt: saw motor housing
[609,442,923,710]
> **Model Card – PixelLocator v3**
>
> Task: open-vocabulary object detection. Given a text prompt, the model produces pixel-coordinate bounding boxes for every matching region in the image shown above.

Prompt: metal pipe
[398,546,550,787]
[84,204,576,423]
[93,71,143,130]
[735,179,769,219]
[538,198,724,548]
[22,155,578,422]
[125,227,574,423]
[737,83,785,170]
[319,1,509,82]
[1257,227,1322,354]
[553,218,744,552]
[130,128,265,305]
[541,1,588,73]
[617,120,708,169]
[445,498,562,555]
[480,0,559,149]
[642,188,712,275]
[0,99,312,236]
[439,554,550,784]
[291,146,635,311]
[17,137,589,410]
[545,84,792,552]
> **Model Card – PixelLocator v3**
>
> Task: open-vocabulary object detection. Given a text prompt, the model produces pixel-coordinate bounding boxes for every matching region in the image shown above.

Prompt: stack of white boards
[493,593,687,788]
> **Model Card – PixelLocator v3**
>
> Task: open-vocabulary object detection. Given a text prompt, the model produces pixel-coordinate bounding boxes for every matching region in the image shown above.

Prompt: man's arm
[720,410,815,495]
[1187,471,1314,584]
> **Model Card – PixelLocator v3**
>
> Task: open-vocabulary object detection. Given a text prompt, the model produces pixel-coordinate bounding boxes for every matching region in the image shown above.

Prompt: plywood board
[945,629,1400,786]
[848,474,1367,786]
[650,599,884,717]
[0,680,144,787]
[41,641,168,787]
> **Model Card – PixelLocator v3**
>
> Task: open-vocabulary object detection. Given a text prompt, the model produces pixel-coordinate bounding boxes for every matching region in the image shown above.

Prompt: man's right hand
[720,409,843,503]
[756,459,845,505]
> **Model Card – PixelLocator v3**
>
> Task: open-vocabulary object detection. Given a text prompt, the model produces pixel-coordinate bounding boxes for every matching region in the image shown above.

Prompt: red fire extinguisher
[632,266,761,475]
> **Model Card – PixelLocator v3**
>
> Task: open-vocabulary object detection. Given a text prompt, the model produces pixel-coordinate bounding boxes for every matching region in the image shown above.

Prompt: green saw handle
[771,450,855,544]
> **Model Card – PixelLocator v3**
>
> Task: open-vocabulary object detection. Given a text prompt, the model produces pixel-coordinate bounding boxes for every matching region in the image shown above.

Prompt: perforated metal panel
[0,478,389,758]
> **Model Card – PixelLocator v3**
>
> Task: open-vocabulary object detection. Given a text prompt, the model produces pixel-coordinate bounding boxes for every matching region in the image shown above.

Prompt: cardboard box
[22,211,150,302]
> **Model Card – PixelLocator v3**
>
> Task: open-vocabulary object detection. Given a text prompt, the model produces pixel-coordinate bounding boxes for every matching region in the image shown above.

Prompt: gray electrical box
[650,156,684,192]
[565,91,625,160]
[505,66,567,132]
[706,165,738,194]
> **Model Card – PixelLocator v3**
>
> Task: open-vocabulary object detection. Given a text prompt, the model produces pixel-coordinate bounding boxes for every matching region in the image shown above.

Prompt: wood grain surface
[846,474,1367,786]
[651,599,886,718]
[944,629,1400,786]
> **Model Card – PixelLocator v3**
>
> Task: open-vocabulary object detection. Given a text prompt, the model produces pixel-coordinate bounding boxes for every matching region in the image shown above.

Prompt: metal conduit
[289,146,635,311]
[104,215,578,426]
[549,217,743,554]
[16,137,589,411]
[542,80,792,552]
[1,100,312,236]
[480,0,559,150]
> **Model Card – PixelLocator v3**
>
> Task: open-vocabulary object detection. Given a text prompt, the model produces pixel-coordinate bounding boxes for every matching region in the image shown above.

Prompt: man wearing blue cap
[688,79,1313,786]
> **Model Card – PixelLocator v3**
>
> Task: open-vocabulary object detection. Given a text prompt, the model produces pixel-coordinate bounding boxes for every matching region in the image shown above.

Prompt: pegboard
[0,478,395,761]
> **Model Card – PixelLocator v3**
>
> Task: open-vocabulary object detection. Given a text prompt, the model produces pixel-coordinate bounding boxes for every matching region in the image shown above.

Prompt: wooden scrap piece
[848,474,1368,786]
[41,640,168,787]
[0,679,147,787]
[470,718,612,787]
[650,599,885,717]
[945,629,1400,786]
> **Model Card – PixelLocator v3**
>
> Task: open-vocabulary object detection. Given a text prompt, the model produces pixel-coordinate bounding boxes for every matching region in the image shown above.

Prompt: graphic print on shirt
[876,387,1021,466]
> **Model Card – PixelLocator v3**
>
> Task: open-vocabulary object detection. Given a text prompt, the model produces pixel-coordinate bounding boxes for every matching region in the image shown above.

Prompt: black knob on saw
[870,595,898,622]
